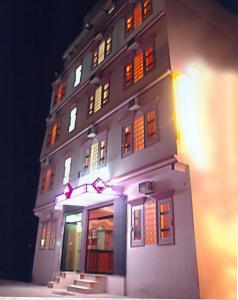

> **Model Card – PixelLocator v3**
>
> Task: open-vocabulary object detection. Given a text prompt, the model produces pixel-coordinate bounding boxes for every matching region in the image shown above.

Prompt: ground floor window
[39,219,57,250]
[131,198,174,247]
[86,205,114,273]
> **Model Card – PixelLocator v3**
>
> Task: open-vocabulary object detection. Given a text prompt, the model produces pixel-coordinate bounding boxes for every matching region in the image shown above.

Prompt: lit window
[88,81,110,116]
[54,82,66,105]
[40,223,47,250]
[92,35,112,68]
[125,0,152,35]
[143,0,152,17]
[131,205,144,246]
[134,2,143,29]
[134,115,145,152]
[74,65,82,87]
[63,157,71,185]
[99,140,106,166]
[124,45,154,87]
[123,125,132,156]
[144,200,157,244]
[83,139,107,174]
[48,122,61,146]
[39,220,57,250]
[90,143,99,172]
[125,64,133,87]
[146,111,157,143]
[122,111,157,156]
[134,51,144,83]
[94,86,102,113]
[68,107,77,133]
[145,46,154,72]
[41,168,54,193]
[98,40,106,65]
[158,199,174,245]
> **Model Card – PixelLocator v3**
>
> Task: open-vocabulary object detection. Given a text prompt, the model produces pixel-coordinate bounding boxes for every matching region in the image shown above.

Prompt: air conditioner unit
[90,75,101,86]
[87,126,97,138]
[127,39,140,51]
[128,97,141,111]
[139,181,155,195]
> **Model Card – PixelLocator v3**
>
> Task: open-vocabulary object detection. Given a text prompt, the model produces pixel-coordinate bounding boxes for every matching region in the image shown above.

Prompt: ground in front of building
[0,280,125,298]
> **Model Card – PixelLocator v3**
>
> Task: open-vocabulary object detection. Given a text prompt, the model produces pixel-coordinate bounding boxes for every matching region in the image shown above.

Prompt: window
[68,107,77,133]
[125,45,155,87]
[131,198,174,247]
[63,157,71,185]
[92,35,112,68]
[39,220,57,250]
[131,205,144,246]
[122,111,157,157]
[54,82,66,105]
[41,168,54,193]
[74,65,82,87]
[125,0,152,35]
[88,81,110,116]
[47,122,61,146]
[158,198,174,245]
[83,139,107,174]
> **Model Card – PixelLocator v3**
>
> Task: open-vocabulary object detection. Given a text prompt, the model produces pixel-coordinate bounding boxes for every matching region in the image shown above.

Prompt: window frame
[54,82,67,105]
[40,167,55,193]
[125,0,153,37]
[39,219,57,250]
[74,64,82,88]
[122,122,133,157]
[131,204,144,247]
[157,198,174,245]
[91,34,112,69]
[68,106,78,133]
[63,157,72,185]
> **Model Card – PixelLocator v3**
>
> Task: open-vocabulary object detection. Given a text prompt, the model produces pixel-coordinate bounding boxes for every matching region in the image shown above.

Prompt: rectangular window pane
[125,64,133,87]
[84,149,90,173]
[144,200,157,244]
[74,65,82,87]
[40,223,47,249]
[158,199,174,245]
[69,107,77,132]
[94,86,102,113]
[134,115,145,152]
[131,204,144,246]
[98,40,106,64]
[146,111,157,143]
[143,0,152,17]
[126,15,133,34]
[134,3,142,29]
[63,157,71,185]
[102,82,110,104]
[145,46,154,72]
[90,143,99,172]
[92,50,98,68]
[106,36,112,56]
[99,140,106,165]
[89,95,94,116]
[134,51,144,83]
[49,220,57,250]
[51,123,58,145]
[123,125,132,155]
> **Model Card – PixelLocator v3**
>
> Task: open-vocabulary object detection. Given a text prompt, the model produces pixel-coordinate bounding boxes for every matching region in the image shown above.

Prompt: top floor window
[92,35,112,68]
[47,122,61,146]
[74,65,82,87]
[54,82,66,105]
[125,0,152,35]
[68,107,77,133]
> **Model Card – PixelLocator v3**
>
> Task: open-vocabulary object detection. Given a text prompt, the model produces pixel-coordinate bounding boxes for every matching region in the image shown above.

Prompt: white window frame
[63,157,71,185]
[74,65,82,87]
[131,204,144,247]
[68,107,77,133]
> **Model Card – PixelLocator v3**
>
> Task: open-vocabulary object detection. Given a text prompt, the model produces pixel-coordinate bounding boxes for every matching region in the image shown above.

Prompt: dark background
[0,0,237,282]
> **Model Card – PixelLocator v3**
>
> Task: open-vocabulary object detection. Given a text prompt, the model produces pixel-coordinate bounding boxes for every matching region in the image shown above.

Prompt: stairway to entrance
[48,272,107,294]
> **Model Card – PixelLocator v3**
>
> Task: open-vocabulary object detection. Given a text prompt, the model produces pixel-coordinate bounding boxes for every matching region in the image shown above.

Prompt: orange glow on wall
[172,64,238,299]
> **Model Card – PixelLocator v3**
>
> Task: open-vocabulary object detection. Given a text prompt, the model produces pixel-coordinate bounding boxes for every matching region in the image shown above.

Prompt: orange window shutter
[125,64,133,86]
[51,124,57,145]
[134,115,145,151]
[134,51,144,83]
[145,46,154,72]
[134,3,142,29]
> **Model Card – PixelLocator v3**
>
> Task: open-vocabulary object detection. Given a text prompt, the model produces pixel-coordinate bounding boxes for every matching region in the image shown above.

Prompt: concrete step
[48,281,59,289]
[74,278,97,288]
[67,284,93,294]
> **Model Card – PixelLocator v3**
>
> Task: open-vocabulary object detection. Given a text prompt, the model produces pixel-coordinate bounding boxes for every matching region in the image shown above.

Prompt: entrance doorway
[61,213,82,272]
[86,205,114,274]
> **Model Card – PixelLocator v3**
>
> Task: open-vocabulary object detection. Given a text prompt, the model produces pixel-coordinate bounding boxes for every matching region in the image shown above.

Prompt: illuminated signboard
[64,183,73,199]
[92,178,107,193]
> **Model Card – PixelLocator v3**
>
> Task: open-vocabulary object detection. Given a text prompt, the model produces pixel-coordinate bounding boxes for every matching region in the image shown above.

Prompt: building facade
[32,0,238,299]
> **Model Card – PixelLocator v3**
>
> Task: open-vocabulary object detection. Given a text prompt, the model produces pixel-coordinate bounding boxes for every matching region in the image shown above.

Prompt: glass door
[61,213,82,271]
[86,205,114,274]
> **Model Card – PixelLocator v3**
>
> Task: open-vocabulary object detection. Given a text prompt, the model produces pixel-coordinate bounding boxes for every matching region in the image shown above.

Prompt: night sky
[0,0,237,283]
